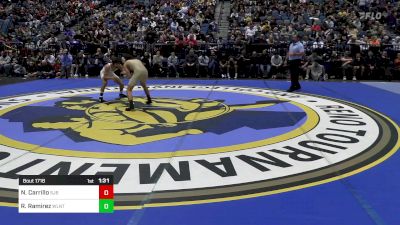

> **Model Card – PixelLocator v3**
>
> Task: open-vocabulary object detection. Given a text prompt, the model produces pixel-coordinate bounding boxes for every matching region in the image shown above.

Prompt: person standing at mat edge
[121,59,152,111]
[286,34,305,92]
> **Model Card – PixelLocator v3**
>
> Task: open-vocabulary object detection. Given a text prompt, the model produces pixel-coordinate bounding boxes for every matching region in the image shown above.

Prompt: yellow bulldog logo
[31,97,287,146]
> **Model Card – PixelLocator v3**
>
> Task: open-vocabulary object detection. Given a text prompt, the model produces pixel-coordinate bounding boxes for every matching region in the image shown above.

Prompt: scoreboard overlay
[18,176,114,213]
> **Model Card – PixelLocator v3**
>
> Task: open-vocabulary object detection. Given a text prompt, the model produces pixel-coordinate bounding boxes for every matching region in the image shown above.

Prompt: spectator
[60,49,73,79]
[303,52,322,80]
[392,53,400,79]
[364,51,377,79]
[0,51,11,76]
[103,49,112,64]
[219,52,228,79]
[171,20,179,33]
[184,49,198,77]
[227,56,238,79]
[306,62,326,81]
[208,51,219,78]
[44,52,56,66]
[93,48,104,73]
[270,52,284,79]
[328,51,343,79]
[235,51,249,78]
[152,50,164,77]
[34,61,55,79]
[77,51,88,77]
[341,52,354,81]
[85,54,97,77]
[187,34,198,48]
[167,52,179,78]
[71,51,80,77]
[352,53,365,80]
[249,51,262,78]
[378,51,392,81]
[245,24,257,42]
[13,63,26,77]
[141,52,152,72]
[260,50,271,78]
[198,51,210,78]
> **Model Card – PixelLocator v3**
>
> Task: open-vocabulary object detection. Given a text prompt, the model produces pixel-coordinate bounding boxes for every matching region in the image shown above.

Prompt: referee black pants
[288,59,302,89]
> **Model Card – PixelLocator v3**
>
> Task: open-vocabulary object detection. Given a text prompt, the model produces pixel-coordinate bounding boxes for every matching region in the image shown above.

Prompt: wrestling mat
[0,78,399,225]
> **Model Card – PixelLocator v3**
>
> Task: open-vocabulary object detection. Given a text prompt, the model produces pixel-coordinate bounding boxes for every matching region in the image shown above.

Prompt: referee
[286,34,305,92]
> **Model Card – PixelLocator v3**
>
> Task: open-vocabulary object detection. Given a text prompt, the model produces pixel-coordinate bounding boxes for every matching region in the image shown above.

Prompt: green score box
[99,199,114,213]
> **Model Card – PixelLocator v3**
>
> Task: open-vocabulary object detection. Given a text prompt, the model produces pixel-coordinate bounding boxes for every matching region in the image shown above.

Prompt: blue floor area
[0,79,399,225]
[363,82,400,95]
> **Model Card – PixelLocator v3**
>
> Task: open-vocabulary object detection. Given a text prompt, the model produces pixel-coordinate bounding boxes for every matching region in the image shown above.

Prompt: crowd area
[0,0,399,81]
[0,0,101,44]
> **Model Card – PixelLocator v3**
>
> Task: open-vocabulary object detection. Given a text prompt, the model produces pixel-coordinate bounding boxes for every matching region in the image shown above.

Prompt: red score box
[99,185,114,199]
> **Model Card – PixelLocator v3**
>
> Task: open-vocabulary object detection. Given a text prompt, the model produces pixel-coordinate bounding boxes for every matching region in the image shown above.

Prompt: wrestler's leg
[99,78,108,102]
[112,75,127,98]
[140,80,152,104]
